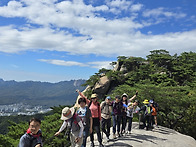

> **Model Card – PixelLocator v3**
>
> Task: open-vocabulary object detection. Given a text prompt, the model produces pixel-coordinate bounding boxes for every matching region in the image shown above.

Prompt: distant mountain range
[0,78,86,107]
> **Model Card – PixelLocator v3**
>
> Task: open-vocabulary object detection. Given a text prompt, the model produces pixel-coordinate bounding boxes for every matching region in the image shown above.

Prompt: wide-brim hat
[91,93,98,98]
[143,99,149,104]
[122,93,128,98]
[60,107,75,120]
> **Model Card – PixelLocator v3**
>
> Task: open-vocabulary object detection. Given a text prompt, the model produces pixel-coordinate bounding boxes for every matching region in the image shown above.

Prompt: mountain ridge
[0,78,86,107]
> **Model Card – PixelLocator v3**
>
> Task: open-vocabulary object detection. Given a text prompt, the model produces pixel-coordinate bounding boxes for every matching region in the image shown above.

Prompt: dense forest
[0,49,195,146]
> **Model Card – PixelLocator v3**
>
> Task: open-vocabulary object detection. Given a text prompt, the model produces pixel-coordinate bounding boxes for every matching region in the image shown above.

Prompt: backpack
[153,102,159,112]
[66,112,81,130]
[65,114,80,143]
[101,101,111,116]
[145,105,151,116]
[101,101,107,111]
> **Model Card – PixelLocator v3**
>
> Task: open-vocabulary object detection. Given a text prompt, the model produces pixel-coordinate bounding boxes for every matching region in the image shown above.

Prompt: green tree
[171,52,196,86]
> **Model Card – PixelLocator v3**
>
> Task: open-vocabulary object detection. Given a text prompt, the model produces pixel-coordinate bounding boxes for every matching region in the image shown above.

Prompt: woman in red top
[78,91,104,147]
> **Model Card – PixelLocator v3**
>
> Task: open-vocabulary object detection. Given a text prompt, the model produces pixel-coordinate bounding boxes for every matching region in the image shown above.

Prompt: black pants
[143,115,151,130]
[121,115,127,133]
[90,118,102,143]
[127,116,133,132]
[112,115,122,134]
[101,117,111,138]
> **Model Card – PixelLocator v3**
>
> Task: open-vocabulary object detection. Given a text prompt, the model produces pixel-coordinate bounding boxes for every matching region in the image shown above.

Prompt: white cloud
[0,0,195,59]
[88,61,113,69]
[130,3,143,12]
[105,0,132,14]
[106,0,132,10]
[38,59,114,69]
[38,59,88,67]
[143,7,186,19]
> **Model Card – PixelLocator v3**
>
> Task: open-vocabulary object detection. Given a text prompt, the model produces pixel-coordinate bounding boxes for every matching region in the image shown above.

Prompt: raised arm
[76,89,90,105]
[129,91,138,102]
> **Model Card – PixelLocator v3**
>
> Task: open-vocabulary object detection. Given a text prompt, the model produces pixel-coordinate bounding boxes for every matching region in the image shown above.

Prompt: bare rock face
[113,61,121,71]
[74,76,111,107]
[86,122,196,147]
[93,76,111,98]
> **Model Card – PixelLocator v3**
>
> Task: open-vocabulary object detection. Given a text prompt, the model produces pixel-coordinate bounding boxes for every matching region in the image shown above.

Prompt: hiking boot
[90,142,94,147]
[117,133,121,137]
[106,136,110,142]
[113,134,116,139]
[120,132,123,136]
[99,143,104,147]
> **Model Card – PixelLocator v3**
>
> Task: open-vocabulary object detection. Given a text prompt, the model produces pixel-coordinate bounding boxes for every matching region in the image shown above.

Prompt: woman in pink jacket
[78,91,104,147]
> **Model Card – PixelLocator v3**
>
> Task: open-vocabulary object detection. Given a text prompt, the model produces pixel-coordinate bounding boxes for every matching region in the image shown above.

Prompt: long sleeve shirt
[123,103,140,118]
[112,101,123,116]
[58,116,84,138]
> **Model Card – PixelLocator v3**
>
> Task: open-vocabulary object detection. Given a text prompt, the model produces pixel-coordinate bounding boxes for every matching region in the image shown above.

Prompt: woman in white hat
[121,91,138,135]
[55,107,84,147]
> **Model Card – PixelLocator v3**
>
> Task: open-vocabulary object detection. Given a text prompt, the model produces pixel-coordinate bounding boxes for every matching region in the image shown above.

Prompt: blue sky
[0,0,195,83]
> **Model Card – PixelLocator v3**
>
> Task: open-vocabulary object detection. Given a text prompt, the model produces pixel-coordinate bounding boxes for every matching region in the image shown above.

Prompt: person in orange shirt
[150,100,158,128]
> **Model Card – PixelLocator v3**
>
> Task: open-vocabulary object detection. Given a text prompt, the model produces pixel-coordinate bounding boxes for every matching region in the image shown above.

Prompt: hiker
[18,118,42,147]
[55,107,84,147]
[78,92,104,147]
[100,96,112,142]
[123,100,140,134]
[139,99,153,130]
[121,91,138,135]
[151,99,159,127]
[112,95,123,139]
[149,99,159,128]
[76,97,93,147]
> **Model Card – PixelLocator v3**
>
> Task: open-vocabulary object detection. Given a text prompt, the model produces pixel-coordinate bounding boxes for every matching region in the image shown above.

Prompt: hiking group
[18,90,159,147]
